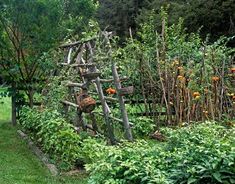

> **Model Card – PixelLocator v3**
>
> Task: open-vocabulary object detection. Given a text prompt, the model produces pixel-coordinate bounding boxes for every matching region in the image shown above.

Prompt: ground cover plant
[86,122,235,184]
[19,104,235,184]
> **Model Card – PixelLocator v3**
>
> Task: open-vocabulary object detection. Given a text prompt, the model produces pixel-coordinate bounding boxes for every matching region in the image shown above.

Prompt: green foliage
[96,0,140,39]
[0,0,61,80]
[131,117,155,137]
[109,9,234,123]
[0,88,11,122]
[42,75,68,110]
[61,0,98,39]
[19,106,107,170]
[137,0,235,42]
[19,107,82,170]
[86,122,235,184]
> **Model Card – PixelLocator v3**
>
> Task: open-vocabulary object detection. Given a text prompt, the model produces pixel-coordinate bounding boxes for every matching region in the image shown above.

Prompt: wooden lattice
[59,32,133,144]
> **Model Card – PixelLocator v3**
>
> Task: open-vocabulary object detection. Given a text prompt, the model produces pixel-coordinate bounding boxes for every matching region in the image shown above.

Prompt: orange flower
[172,60,179,66]
[177,66,183,70]
[212,76,219,82]
[203,110,208,114]
[177,75,184,80]
[193,92,200,98]
[231,68,235,73]
[232,95,235,101]
[106,87,116,95]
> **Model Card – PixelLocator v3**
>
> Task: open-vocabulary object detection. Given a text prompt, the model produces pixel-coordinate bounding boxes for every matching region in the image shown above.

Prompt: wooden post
[11,82,17,126]
[62,103,69,116]
[89,112,99,134]
[95,77,116,145]
[77,111,87,131]
[112,63,133,141]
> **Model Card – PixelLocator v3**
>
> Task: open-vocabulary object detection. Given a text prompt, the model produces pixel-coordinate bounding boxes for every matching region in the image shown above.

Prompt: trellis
[59,32,133,144]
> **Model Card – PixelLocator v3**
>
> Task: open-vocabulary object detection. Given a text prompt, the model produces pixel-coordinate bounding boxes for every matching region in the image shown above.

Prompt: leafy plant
[19,107,82,170]
[131,117,155,137]
[86,122,235,184]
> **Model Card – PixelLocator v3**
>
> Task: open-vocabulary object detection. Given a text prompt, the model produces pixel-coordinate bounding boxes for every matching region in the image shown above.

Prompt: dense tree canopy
[97,0,235,43]
[0,0,97,106]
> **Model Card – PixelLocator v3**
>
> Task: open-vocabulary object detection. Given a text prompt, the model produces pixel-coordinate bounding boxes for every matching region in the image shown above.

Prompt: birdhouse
[76,92,96,113]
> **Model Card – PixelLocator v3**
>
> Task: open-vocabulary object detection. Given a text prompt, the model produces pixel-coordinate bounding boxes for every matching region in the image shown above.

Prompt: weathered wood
[73,63,96,67]
[96,112,133,126]
[89,113,99,134]
[62,103,69,115]
[59,37,96,48]
[66,82,84,88]
[71,43,84,63]
[112,63,133,141]
[94,77,116,145]
[82,72,101,80]
[99,77,129,83]
[61,100,79,108]
[67,47,73,64]
[104,96,119,102]
[59,63,96,67]
[119,86,134,96]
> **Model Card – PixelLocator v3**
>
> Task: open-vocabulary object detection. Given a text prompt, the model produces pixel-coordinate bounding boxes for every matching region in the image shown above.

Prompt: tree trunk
[27,89,34,108]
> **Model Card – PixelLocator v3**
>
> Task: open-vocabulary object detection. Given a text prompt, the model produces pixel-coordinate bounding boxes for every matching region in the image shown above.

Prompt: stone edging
[17,130,59,176]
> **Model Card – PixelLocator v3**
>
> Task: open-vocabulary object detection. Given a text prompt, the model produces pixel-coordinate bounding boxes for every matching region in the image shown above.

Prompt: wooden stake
[95,78,116,145]
[112,63,133,141]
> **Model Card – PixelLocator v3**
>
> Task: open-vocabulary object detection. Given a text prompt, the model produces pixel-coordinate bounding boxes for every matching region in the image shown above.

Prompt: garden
[0,1,234,184]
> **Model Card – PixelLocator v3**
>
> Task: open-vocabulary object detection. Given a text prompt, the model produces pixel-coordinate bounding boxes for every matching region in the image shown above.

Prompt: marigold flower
[172,60,179,66]
[177,66,183,70]
[177,75,184,80]
[106,87,116,95]
[193,92,200,98]
[232,95,235,101]
[212,76,219,82]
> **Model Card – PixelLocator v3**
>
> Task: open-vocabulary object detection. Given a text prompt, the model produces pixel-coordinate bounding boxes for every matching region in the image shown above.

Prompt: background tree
[96,0,234,44]
[0,0,62,108]
[96,0,144,40]
[61,0,98,39]
[137,0,235,43]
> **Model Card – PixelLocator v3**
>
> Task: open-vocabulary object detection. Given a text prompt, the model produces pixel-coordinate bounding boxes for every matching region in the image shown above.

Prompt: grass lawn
[0,88,87,184]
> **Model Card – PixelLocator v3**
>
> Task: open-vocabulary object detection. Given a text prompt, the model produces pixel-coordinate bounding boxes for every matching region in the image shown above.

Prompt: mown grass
[0,88,11,122]
[0,88,87,184]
